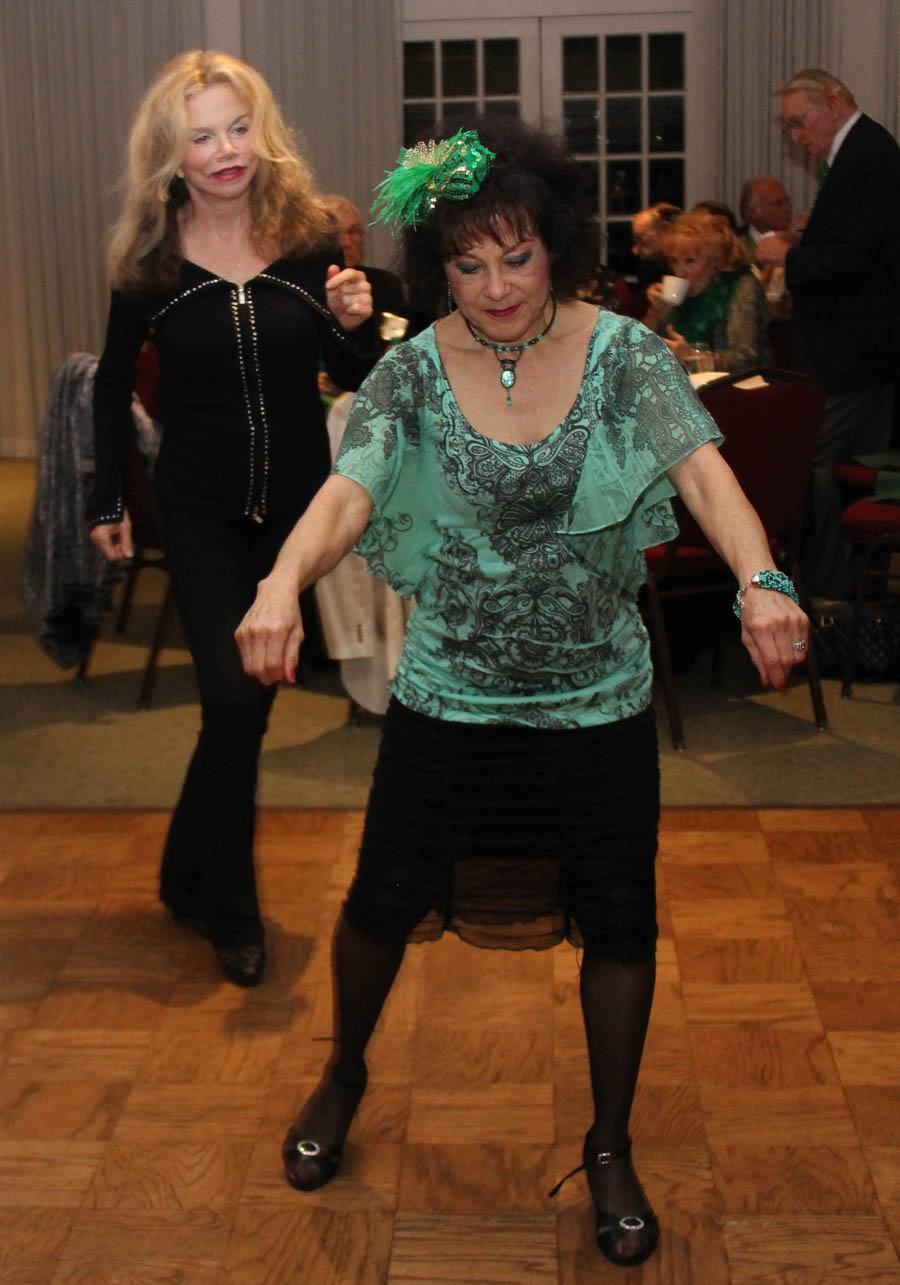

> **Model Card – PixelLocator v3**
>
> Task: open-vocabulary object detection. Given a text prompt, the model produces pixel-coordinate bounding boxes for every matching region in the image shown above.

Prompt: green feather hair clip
[371,129,495,229]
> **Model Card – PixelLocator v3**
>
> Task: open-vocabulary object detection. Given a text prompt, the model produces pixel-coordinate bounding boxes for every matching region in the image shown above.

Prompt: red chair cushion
[835,462,878,490]
[842,498,900,536]
[134,346,161,419]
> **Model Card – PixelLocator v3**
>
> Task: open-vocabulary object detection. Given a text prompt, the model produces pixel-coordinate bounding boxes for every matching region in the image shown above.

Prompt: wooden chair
[79,346,174,707]
[644,368,829,749]
[120,346,175,707]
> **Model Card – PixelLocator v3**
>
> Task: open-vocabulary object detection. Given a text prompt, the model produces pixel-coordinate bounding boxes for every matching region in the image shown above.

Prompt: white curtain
[0,0,206,458]
[242,0,402,277]
[716,0,839,218]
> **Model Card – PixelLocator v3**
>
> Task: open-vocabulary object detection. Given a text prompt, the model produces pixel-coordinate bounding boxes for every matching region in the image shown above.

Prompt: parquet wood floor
[1,807,898,1283]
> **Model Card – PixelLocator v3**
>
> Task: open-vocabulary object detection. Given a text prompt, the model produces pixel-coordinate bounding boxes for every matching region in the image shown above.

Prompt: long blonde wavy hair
[108,50,336,293]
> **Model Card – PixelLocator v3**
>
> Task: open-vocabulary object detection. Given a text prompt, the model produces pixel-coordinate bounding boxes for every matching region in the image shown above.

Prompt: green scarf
[671,269,747,348]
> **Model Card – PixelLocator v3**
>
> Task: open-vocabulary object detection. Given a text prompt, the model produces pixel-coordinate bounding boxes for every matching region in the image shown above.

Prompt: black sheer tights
[284,915,656,1234]
[579,946,657,1259]
[284,913,406,1184]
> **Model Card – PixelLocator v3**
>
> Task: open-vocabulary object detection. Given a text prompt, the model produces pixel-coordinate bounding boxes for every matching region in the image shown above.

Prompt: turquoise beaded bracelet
[733,570,799,620]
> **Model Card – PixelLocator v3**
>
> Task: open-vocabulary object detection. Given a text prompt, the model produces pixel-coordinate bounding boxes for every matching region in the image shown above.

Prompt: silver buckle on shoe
[618,1216,646,1231]
[295,1140,321,1157]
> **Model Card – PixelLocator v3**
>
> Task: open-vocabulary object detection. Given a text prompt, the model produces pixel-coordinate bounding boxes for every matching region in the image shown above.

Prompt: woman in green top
[645,210,771,373]
[236,117,808,1268]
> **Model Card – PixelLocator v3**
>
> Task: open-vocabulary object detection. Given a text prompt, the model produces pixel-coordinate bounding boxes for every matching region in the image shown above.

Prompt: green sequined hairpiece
[371,129,495,229]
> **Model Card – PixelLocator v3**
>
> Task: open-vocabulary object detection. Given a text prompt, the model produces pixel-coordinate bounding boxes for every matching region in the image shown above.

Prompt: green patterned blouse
[333,310,720,727]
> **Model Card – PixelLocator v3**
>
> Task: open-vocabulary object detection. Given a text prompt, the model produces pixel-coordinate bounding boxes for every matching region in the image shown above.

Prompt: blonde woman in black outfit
[89,50,373,986]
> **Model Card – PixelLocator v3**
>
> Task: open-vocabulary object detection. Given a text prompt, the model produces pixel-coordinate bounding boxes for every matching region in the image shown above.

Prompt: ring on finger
[792,640,807,651]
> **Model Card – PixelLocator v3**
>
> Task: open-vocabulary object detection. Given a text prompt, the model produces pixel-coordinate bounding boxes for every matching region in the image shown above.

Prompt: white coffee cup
[661,274,689,305]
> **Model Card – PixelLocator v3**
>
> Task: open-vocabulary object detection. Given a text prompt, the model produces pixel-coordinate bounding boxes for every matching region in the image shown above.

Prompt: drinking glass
[684,343,715,374]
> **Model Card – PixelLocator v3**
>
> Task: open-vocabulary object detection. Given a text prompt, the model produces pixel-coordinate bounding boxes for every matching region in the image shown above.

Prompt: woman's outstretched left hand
[739,590,810,691]
[325,265,373,330]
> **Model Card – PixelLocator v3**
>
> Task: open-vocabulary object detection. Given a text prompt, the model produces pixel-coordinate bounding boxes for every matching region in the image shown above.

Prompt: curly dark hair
[395,115,597,313]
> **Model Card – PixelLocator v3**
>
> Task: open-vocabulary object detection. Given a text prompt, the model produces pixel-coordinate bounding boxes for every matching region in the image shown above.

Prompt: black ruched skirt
[343,699,660,959]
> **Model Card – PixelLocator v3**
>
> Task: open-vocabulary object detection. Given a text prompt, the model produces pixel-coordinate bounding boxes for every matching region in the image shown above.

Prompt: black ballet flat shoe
[548,1137,660,1268]
[281,1071,368,1192]
[216,943,266,987]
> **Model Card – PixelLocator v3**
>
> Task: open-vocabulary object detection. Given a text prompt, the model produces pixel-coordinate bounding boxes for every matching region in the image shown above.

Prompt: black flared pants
[155,504,300,948]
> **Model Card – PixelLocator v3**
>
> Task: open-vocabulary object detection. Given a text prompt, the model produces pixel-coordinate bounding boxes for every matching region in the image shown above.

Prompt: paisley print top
[334,310,720,727]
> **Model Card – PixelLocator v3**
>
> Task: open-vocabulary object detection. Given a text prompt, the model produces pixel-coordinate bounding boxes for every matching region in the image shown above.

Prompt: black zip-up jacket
[90,250,376,526]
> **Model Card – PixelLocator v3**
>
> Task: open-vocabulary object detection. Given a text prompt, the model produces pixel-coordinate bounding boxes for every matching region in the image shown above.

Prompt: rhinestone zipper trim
[149,278,220,325]
[230,284,263,522]
[257,273,373,351]
[244,286,270,520]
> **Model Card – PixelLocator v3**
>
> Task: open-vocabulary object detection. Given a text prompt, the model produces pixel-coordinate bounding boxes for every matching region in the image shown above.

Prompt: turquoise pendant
[499,358,518,406]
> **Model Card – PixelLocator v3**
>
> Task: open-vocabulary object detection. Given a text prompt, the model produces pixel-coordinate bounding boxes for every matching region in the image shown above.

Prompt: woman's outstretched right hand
[90,511,134,562]
[235,576,305,685]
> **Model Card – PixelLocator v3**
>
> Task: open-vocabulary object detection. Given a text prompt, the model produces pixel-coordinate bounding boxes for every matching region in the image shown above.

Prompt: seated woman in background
[645,211,771,374]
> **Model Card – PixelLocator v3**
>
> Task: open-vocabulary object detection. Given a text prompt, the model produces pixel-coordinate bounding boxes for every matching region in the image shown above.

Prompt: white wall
[835,0,895,126]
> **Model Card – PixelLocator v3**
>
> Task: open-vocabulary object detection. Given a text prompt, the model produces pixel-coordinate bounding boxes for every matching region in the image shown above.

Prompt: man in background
[738,176,794,318]
[631,202,681,315]
[319,195,411,399]
[758,68,900,599]
[738,176,793,246]
[323,194,407,329]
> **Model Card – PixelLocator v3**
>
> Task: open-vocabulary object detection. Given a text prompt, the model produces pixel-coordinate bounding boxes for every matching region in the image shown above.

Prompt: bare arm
[668,442,809,690]
[235,473,374,685]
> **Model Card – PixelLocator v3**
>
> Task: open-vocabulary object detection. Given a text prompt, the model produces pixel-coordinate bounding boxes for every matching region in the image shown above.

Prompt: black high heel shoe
[282,1069,368,1192]
[549,1136,660,1267]
[216,943,265,987]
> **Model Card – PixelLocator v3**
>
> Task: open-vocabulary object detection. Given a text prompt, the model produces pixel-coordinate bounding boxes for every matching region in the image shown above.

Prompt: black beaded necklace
[463,296,558,406]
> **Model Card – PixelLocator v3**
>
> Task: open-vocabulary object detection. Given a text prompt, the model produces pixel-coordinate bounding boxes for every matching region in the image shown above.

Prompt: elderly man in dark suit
[758,69,900,599]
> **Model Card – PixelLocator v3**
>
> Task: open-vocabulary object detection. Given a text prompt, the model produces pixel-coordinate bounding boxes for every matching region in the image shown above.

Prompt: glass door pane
[542,17,688,280]
[403,19,540,148]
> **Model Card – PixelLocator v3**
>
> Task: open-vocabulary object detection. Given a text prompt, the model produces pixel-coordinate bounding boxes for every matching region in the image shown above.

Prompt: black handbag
[813,602,900,679]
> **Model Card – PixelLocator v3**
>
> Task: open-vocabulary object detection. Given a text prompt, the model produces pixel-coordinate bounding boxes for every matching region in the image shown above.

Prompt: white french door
[541,14,691,275]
